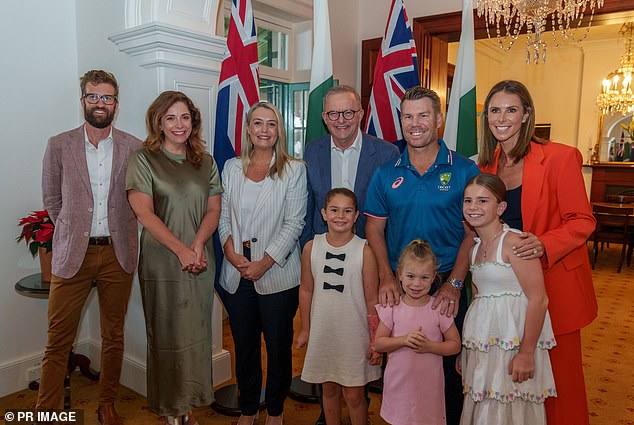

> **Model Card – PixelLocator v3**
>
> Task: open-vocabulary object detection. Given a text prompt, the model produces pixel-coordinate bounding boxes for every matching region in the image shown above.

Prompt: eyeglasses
[83,93,118,105]
[325,109,359,121]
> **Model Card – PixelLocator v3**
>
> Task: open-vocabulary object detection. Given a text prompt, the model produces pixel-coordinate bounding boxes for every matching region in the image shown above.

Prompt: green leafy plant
[16,210,54,257]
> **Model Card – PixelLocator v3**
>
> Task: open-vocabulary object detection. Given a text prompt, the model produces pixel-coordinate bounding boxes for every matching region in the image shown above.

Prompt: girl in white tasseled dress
[460,174,557,425]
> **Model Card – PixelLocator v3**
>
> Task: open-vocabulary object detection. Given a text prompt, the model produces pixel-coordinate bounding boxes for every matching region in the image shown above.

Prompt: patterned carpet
[582,245,634,425]
[1,244,632,424]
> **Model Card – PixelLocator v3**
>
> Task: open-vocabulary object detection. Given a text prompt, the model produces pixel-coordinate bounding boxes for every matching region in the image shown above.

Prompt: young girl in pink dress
[459,173,556,425]
[374,240,461,425]
[296,188,382,425]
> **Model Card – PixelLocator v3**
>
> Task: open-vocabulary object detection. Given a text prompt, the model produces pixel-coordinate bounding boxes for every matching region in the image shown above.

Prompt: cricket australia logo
[438,172,452,191]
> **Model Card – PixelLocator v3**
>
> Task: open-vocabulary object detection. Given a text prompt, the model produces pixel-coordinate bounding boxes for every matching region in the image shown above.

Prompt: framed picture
[535,123,551,141]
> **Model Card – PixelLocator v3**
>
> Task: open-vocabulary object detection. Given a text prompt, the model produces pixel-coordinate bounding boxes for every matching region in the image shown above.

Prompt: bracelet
[447,277,464,290]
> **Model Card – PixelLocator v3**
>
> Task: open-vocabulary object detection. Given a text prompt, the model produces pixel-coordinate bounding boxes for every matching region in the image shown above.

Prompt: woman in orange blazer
[478,80,597,425]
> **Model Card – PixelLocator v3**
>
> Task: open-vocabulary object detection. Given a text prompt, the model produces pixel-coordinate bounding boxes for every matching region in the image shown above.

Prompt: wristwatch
[447,277,464,290]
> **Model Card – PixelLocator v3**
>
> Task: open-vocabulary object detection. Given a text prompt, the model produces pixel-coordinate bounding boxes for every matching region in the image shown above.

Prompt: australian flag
[364,0,420,143]
[213,0,260,172]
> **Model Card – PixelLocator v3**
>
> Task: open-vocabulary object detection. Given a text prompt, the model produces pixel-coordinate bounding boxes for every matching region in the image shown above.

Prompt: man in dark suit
[300,85,399,248]
[37,70,142,425]
[300,85,399,425]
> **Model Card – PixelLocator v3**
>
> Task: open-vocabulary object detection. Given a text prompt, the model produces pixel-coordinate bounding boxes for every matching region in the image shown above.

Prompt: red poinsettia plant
[16,210,54,257]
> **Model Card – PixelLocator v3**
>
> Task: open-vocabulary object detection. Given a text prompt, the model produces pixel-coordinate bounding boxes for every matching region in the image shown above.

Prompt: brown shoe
[97,404,124,425]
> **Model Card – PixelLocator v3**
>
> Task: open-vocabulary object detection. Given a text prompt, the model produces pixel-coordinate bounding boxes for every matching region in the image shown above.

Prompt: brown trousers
[36,245,133,408]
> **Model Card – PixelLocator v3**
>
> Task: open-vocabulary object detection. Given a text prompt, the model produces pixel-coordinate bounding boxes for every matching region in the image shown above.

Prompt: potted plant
[17,210,54,282]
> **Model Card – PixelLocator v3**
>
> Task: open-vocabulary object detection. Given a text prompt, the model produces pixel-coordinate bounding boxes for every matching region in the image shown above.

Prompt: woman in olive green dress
[126,91,222,425]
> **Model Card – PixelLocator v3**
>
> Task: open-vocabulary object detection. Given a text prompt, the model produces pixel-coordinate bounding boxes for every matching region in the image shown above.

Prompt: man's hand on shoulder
[378,273,401,307]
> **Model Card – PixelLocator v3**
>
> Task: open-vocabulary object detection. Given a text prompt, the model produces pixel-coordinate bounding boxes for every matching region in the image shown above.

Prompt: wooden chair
[592,204,634,273]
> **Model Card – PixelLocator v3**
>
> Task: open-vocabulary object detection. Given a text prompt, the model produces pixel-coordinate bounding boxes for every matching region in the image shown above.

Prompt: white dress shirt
[84,125,113,237]
[330,129,363,191]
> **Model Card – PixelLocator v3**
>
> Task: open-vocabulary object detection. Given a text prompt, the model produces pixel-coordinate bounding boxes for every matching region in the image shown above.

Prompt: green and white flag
[305,0,334,145]
[444,0,478,159]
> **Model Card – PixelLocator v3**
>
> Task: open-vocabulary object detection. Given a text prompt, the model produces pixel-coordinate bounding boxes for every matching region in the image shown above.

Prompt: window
[257,27,287,71]
[223,18,289,74]
[260,79,309,158]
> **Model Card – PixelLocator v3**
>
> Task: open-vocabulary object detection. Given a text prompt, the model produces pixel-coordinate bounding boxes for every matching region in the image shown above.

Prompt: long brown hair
[144,91,207,168]
[241,101,298,178]
[478,80,544,168]
[466,173,507,203]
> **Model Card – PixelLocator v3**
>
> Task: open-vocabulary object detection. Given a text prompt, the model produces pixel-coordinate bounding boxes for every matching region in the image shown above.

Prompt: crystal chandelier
[596,22,634,115]
[476,0,605,64]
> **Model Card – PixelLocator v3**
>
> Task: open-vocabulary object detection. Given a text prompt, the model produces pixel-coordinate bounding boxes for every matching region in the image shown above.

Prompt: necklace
[481,227,504,259]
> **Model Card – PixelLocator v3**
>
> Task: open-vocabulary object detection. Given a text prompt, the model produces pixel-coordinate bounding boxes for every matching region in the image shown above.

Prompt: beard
[84,105,115,129]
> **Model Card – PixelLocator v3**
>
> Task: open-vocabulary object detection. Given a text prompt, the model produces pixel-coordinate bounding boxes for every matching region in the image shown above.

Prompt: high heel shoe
[265,413,283,425]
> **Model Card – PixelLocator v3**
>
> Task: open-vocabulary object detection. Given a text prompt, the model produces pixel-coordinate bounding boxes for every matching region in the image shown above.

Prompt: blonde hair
[241,101,297,178]
[396,239,439,273]
[144,91,207,168]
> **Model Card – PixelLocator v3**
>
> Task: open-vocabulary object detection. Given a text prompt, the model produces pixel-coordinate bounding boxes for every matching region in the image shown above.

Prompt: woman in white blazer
[218,101,307,425]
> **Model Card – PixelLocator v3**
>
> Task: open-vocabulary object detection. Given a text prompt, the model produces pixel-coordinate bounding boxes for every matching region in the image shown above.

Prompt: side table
[15,273,100,409]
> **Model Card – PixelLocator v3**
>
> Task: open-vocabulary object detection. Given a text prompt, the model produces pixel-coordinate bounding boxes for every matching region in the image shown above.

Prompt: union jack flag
[213,0,260,172]
[364,0,420,143]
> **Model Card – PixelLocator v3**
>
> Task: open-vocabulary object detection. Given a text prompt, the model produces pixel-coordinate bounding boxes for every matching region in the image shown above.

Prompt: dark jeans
[222,250,299,416]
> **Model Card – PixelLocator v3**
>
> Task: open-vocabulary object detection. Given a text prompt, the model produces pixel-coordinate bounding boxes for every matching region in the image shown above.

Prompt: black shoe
[314,413,326,425]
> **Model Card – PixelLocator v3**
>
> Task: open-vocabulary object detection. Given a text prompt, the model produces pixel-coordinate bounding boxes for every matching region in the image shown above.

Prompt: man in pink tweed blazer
[36,70,142,425]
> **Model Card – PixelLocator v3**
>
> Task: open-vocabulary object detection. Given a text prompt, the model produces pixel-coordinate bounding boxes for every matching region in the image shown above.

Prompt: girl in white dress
[459,173,556,425]
[296,188,382,425]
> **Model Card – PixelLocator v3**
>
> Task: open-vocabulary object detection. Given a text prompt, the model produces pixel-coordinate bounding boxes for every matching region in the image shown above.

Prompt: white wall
[358,0,463,41]
[0,0,153,397]
[497,44,585,151]
[74,0,154,379]
[328,0,360,86]
[0,1,82,395]
[577,39,624,162]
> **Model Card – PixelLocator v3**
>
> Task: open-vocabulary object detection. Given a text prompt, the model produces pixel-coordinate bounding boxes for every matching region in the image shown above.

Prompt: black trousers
[223,251,299,416]
[433,270,468,425]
